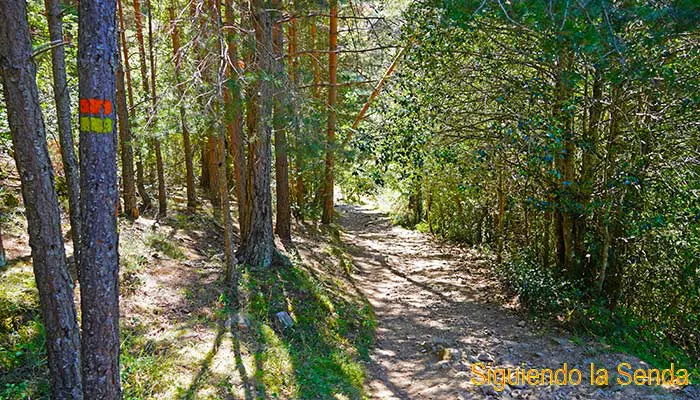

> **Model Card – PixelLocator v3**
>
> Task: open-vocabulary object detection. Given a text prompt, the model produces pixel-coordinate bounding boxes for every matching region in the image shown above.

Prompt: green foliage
[354,0,700,378]
[239,252,376,399]
[498,251,699,382]
[120,322,174,400]
[497,251,580,316]
[146,233,186,260]
[0,262,48,399]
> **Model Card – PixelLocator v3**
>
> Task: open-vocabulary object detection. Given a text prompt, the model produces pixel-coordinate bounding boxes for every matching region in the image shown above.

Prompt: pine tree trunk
[118,0,135,110]
[321,0,338,224]
[44,0,82,262]
[0,3,83,397]
[116,28,139,219]
[224,0,247,227]
[131,0,153,211]
[77,0,122,397]
[206,135,222,208]
[133,0,150,95]
[148,0,167,217]
[169,5,197,213]
[210,0,237,280]
[288,13,305,220]
[240,0,275,267]
[272,0,291,241]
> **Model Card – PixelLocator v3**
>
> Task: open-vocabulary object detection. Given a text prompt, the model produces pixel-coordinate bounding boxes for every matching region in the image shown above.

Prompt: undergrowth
[233,245,376,399]
[496,250,699,383]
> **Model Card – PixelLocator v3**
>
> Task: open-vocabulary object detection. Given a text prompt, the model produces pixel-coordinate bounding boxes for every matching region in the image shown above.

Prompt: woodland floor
[1,199,698,399]
[337,204,697,400]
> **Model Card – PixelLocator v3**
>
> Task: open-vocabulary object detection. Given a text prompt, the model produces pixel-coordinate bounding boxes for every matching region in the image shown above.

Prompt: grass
[0,210,377,399]
[0,260,49,399]
[120,321,175,400]
[146,232,186,260]
[496,252,700,383]
[236,253,376,399]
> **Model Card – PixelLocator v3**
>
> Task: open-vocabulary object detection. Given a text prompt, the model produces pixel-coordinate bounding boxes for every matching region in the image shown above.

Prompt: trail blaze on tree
[0,0,698,397]
[77,0,122,398]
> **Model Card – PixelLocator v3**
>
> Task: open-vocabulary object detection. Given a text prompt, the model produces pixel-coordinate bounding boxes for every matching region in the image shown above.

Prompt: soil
[337,204,696,400]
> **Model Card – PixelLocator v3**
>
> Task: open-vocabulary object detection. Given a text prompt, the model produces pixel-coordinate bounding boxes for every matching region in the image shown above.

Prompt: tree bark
[118,0,135,110]
[77,0,122,397]
[495,154,505,264]
[321,0,338,224]
[147,0,167,218]
[288,11,305,220]
[0,3,83,397]
[133,0,150,96]
[578,66,602,283]
[44,0,82,260]
[272,0,291,241]
[116,24,139,219]
[553,52,575,275]
[169,4,197,213]
[211,0,237,280]
[224,0,247,228]
[240,0,275,267]
[124,0,152,210]
[0,225,6,267]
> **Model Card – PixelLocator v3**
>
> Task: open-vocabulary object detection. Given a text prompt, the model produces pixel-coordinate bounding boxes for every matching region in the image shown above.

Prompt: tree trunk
[147,0,167,218]
[133,0,150,96]
[578,66,602,283]
[543,193,553,267]
[125,0,152,210]
[288,12,305,220]
[135,152,151,209]
[118,0,135,110]
[77,0,122,397]
[240,0,275,267]
[44,0,82,259]
[0,226,6,267]
[272,0,291,241]
[210,0,237,280]
[0,3,83,397]
[169,4,197,213]
[495,155,505,264]
[599,83,622,300]
[310,21,320,99]
[224,0,247,227]
[206,135,222,208]
[116,31,139,219]
[321,0,338,224]
[553,52,575,275]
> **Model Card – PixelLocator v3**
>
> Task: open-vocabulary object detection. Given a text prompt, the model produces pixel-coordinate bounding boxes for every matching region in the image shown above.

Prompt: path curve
[337,204,694,400]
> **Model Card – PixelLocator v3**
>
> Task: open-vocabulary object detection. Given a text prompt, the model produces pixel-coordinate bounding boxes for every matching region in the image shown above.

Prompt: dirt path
[338,204,694,400]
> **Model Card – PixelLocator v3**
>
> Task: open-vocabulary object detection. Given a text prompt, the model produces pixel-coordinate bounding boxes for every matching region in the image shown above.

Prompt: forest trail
[337,204,693,400]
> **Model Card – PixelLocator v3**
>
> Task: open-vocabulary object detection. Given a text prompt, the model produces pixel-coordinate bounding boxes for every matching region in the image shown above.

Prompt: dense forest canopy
[0,0,698,398]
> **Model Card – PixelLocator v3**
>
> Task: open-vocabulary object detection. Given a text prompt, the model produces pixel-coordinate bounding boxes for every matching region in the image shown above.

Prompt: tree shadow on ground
[237,249,376,400]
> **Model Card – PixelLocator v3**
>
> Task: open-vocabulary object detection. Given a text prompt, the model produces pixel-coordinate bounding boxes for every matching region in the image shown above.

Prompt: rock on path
[337,204,694,400]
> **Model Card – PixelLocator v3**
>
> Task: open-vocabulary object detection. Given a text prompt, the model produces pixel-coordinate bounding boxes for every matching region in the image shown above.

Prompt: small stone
[440,347,461,361]
[517,320,526,327]
[480,385,500,396]
[275,311,294,329]
[454,371,469,379]
[550,337,569,346]
[231,313,250,330]
[478,353,495,362]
